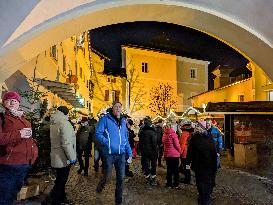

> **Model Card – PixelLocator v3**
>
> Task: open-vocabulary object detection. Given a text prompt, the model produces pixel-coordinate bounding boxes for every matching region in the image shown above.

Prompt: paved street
[16,156,273,205]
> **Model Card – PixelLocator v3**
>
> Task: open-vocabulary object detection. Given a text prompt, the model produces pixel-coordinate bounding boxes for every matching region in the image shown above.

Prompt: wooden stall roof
[205,101,273,114]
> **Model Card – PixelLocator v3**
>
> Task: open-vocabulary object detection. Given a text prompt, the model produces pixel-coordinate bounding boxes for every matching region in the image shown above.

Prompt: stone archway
[1,0,273,83]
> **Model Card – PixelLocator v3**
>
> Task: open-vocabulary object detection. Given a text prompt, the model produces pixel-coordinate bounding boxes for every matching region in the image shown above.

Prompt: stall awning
[35,78,83,108]
[205,101,273,114]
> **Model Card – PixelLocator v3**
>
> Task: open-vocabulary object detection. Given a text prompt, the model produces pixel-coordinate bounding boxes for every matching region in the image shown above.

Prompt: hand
[67,159,77,165]
[20,128,32,138]
[127,156,132,164]
[185,165,191,170]
[217,153,220,157]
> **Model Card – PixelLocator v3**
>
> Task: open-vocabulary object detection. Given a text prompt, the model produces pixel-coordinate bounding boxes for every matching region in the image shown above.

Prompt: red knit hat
[2,91,21,102]
[211,119,217,126]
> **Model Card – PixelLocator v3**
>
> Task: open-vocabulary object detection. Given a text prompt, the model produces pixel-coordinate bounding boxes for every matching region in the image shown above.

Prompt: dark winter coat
[76,125,93,151]
[139,125,158,159]
[128,128,136,149]
[154,125,163,148]
[186,131,217,184]
[0,111,38,165]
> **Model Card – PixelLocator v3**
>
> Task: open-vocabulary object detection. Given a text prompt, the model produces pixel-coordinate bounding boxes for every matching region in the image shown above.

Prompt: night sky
[89,22,249,90]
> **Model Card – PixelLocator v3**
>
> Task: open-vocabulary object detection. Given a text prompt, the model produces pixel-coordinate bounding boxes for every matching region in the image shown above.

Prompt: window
[50,45,58,60]
[116,90,120,102]
[111,78,116,83]
[86,80,89,88]
[63,56,66,73]
[190,68,197,79]
[107,77,111,82]
[105,90,109,101]
[238,95,244,102]
[142,62,148,73]
[111,90,116,102]
[80,67,82,79]
[268,91,273,101]
[75,60,78,75]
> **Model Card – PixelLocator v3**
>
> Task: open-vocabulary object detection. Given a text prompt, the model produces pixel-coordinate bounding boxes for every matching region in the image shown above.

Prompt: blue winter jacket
[208,126,223,153]
[96,113,132,156]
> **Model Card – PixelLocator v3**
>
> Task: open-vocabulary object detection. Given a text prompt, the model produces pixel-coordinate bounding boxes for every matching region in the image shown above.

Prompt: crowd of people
[0,91,224,205]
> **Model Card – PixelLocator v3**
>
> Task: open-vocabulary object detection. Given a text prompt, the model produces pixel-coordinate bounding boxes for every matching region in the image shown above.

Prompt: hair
[112,101,122,107]
[57,106,69,115]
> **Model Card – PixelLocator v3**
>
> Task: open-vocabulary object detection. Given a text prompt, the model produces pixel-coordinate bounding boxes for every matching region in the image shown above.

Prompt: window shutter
[105,90,109,101]
[116,90,120,102]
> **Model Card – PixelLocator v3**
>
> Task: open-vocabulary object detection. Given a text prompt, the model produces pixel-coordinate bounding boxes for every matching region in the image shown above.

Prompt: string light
[151,106,203,122]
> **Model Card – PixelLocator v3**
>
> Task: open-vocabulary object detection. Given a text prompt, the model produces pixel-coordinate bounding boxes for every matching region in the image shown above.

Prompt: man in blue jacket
[96,101,132,205]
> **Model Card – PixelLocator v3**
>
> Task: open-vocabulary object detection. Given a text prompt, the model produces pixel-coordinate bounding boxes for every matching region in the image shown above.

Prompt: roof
[205,101,273,114]
[189,77,252,99]
[35,78,84,108]
[91,48,110,61]
[121,44,210,64]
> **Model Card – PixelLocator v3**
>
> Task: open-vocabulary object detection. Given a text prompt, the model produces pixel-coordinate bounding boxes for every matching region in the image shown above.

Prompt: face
[112,103,122,118]
[3,99,20,110]
[126,122,131,129]
[206,121,212,129]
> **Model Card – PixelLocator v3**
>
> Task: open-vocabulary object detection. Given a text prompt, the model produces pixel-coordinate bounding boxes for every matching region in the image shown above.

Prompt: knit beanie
[57,106,69,115]
[2,91,21,102]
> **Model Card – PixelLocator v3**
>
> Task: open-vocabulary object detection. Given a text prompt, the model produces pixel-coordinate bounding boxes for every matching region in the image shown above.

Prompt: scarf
[8,108,24,118]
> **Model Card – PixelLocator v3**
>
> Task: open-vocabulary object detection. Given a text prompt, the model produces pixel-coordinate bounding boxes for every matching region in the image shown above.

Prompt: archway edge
[0,1,273,82]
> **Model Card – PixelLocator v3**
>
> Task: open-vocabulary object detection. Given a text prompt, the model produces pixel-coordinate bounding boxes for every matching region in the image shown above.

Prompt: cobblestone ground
[17,156,273,205]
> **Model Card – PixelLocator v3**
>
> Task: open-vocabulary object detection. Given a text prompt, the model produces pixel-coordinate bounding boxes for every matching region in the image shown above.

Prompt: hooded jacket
[0,111,38,165]
[139,125,157,158]
[50,110,76,168]
[96,113,132,156]
[186,131,217,183]
[179,127,193,158]
[162,128,181,158]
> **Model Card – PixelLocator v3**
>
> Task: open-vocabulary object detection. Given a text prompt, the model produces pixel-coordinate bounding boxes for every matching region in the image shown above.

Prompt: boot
[150,176,157,186]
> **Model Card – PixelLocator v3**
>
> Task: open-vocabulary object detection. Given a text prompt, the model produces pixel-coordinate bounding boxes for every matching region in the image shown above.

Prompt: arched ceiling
[0,0,273,82]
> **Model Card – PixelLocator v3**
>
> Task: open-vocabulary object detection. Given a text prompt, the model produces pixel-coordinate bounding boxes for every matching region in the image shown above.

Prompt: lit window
[238,95,244,102]
[268,91,273,101]
[80,67,82,79]
[111,90,116,102]
[142,62,148,73]
[50,45,58,60]
[190,68,197,79]
[63,56,66,73]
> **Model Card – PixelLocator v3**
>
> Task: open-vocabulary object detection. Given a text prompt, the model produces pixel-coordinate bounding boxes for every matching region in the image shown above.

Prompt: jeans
[181,158,191,183]
[97,154,125,204]
[142,155,157,177]
[77,147,91,174]
[51,166,71,205]
[158,146,164,166]
[196,175,215,205]
[0,164,31,205]
[94,148,104,172]
[165,157,179,187]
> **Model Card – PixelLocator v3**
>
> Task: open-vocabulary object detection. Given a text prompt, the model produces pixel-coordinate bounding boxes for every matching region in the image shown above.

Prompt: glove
[127,156,132,164]
[67,159,77,165]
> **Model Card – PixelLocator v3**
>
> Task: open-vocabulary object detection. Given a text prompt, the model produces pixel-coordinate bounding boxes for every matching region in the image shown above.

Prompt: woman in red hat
[0,91,38,205]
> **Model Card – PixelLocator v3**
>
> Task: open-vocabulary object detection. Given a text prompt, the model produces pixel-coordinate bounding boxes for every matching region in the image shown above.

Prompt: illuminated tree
[148,83,177,117]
